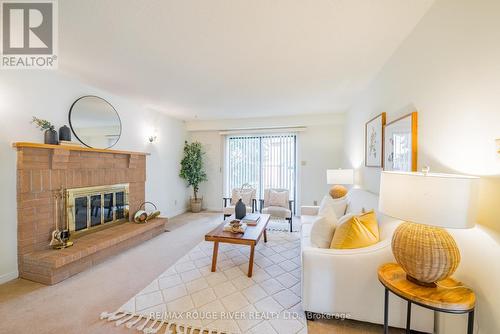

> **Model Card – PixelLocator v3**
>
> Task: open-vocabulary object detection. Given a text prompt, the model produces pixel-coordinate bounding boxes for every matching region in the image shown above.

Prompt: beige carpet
[0,212,404,334]
[104,230,306,333]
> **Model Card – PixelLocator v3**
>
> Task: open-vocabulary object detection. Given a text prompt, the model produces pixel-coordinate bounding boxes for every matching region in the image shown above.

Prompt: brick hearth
[14,143,167,284]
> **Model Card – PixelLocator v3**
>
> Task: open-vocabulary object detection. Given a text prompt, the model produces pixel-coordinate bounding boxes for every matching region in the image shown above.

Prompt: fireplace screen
[66,184,129,235]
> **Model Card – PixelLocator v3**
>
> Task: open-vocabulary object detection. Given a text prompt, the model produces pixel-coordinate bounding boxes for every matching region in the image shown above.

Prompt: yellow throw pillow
[330,210,380,249]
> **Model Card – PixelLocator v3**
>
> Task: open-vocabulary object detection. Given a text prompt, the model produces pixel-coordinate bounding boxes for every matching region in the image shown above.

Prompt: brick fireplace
[14,143,167,284]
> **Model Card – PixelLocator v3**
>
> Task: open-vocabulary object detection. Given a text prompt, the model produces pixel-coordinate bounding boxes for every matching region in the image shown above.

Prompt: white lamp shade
[379,171,479,229]
[327,169,354,185]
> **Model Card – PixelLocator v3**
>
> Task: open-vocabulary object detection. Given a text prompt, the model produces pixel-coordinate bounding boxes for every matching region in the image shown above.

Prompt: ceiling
[59,0,435,120]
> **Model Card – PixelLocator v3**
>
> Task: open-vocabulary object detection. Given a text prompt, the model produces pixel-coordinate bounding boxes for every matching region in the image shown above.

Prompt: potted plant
[179,141,207,213]
[31,116,58,145]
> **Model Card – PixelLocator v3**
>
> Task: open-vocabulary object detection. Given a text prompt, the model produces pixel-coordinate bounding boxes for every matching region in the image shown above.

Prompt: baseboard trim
[204,207,223,213]
[0,270,18,284]
[168,208,188,218]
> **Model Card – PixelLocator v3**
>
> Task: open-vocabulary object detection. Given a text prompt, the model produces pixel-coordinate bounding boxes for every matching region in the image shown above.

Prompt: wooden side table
[378,263,475,334]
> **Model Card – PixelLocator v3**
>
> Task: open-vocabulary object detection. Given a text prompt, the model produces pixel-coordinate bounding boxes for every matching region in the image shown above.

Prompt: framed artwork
[384,112,418,172]
[365,113,386,167]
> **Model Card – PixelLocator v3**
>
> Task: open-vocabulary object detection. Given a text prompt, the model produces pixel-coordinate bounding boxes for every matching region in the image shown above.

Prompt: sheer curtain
[225,134,296,202]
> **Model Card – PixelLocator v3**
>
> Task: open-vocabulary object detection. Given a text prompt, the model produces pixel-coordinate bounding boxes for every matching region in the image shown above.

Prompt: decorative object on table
[235,198,246,219]
[365,112,386,167]
[133,201,160,223]
[379,169,479,286]
[31,116,58,145]
[50,188,73,249]
[384,112,418,172]
[223,219,247,233]
[378,263,475,334]
[234,183,252,219]
[179,141,207,213]
[326,168,354,198]
[241,213,260,226]
[58,125,72,141]
[69,95,122,149]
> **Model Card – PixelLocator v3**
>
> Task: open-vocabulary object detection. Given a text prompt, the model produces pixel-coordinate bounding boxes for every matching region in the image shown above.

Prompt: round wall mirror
[69,96,122,149]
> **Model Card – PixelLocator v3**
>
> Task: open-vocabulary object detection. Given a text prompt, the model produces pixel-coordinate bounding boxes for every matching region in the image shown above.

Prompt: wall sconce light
[148,135,157,143]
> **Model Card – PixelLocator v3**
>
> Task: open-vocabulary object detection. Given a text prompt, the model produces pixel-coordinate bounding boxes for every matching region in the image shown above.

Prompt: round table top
[378,263,475,313]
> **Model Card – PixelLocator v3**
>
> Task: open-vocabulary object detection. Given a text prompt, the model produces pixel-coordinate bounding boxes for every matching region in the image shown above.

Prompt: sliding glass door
[225,134,296,203]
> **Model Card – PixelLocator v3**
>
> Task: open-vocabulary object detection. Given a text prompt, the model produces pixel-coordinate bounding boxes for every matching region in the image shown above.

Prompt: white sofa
[300,188,434,333]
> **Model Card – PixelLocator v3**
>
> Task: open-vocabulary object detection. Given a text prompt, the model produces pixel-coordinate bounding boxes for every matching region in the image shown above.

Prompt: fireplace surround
[14,142,167,284]
[66,183,130,236]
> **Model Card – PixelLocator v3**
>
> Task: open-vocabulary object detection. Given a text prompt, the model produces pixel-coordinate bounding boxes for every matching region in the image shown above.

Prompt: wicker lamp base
[329,185,348,199]
[392,222,461,287]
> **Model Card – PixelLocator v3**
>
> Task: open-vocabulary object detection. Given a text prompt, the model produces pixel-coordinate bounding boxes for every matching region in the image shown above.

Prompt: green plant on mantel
[31,116,55,131]
[179,141,207,200]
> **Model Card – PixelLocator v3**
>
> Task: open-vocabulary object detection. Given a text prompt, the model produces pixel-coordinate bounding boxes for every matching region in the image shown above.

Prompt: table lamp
[379,170,479,287]
[327,169,354,198]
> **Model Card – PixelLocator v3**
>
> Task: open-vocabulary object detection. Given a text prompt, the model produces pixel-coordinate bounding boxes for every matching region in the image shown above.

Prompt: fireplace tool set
[50,188,73,249]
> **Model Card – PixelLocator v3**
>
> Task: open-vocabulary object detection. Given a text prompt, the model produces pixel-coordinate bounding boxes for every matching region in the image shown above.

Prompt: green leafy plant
[31,117,55,131]
[179,141,207,200]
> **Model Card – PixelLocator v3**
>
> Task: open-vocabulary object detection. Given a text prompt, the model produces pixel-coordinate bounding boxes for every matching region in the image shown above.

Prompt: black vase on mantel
[235,199,246,220]
[44,128,59,145]
[59,125,71,141]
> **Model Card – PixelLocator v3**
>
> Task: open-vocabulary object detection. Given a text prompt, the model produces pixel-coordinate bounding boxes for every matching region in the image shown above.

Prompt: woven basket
[392,222,460,284]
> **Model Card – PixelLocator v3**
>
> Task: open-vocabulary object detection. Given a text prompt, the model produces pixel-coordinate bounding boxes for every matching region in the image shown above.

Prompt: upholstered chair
[222,187,257,219]
[260,188,294,232]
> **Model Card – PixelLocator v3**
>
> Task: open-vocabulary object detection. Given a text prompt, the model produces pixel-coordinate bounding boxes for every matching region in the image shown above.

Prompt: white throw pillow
[318,195,335,217]
[268,189,288,207]
[310,215,337,248]
[318,195,348,218]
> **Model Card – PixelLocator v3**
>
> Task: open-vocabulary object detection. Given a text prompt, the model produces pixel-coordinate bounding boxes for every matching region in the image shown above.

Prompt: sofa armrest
[301,206,319,216]
[300,239,434,333]
[301,240,395,320]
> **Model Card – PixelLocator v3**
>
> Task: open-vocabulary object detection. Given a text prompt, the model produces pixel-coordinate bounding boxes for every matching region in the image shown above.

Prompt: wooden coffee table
[205,214,270,277]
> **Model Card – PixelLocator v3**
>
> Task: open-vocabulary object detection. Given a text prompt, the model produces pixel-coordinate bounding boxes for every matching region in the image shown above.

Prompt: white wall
[187,131,223,211]
[187,113,346,211]
[343,0,500,332]
[0,71,189,284]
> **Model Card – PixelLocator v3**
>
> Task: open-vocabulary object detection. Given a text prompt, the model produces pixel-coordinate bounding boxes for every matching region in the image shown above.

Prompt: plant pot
[44,129,59,145]
[190,197,203,213]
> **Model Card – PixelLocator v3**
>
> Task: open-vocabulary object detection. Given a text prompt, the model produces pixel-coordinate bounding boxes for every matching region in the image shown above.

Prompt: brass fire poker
[50,188,73,249]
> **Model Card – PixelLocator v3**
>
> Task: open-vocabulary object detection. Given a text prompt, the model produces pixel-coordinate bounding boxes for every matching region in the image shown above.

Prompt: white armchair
[300,189,434,333]
[260,188,294,232]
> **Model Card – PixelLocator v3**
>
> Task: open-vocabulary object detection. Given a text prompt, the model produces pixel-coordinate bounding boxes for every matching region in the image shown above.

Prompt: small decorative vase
[44,128,59,145]
[235,199,246,220]
[59,125,71,141]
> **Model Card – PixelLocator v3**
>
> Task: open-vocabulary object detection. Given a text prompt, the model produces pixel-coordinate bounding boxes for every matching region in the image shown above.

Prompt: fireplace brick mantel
[14,142,166,285]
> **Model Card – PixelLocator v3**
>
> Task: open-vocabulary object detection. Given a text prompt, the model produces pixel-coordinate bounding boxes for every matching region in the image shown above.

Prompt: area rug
[101,230,307,334]
[266,218,296,232]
